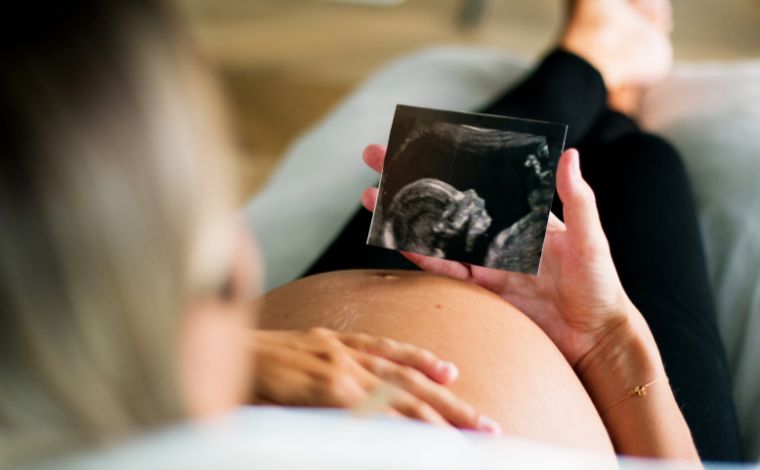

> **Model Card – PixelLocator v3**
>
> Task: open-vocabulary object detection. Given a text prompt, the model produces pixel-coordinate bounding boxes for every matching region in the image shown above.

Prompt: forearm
[577,307,699,461]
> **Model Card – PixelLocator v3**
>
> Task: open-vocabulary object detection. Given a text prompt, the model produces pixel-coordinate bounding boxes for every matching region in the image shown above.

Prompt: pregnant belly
[257,269,613,455]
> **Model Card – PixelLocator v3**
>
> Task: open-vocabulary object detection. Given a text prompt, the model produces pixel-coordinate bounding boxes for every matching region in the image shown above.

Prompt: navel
[372,272,400,281]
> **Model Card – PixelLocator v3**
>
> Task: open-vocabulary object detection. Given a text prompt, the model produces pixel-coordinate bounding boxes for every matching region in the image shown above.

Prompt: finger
[361,356,500,433]
[319,371,368,408]
[353,403,406,420]
[338,333,458,384]
[351,371,447,425]
[401,251,473,281]
[251,396,278,406]
[546,212,566,232]
[361,187,378,212]
[383,406,404,419]
[555,149,607,250]
[350,378,398,417]
[362,144,387,173]
[389,386,450,427]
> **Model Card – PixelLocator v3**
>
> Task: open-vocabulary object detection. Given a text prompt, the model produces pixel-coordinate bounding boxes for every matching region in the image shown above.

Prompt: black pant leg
[483,49,608,147]
[557,133,742,461]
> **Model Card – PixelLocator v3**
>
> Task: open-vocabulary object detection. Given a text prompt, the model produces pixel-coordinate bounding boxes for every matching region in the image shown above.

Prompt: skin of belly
[256,269,614,455]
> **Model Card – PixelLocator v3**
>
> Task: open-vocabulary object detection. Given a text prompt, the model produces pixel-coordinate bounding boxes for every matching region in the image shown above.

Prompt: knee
[611,132,688,179]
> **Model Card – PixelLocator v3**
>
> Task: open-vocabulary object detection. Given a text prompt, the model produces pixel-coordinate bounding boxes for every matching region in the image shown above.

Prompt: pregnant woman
[0,0,740,466]
[263,0,741,462]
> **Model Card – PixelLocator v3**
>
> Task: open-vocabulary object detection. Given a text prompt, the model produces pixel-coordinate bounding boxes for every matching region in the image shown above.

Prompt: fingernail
[477,415,502,435]
[436,361,459,381]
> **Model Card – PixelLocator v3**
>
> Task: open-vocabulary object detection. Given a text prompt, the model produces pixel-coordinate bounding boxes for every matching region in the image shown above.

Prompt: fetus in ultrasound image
[382,178,492,258]
[367,105,567,275]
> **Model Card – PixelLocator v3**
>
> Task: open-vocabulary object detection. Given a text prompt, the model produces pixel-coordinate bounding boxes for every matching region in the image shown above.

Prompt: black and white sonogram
[366,105,567,275]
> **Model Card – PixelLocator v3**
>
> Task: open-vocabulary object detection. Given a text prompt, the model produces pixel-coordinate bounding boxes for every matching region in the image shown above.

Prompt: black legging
[305,50,742,461]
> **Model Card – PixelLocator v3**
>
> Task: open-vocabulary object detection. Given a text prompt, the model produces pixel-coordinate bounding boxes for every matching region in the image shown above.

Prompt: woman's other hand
[361,144,636,367]
[250,328,501,433]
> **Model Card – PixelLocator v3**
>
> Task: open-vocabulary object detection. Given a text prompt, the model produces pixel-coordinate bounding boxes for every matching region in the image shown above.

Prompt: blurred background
[181,0,760,198]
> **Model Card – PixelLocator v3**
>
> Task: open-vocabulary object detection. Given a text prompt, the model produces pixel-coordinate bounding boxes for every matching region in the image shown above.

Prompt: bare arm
[578,308,698,460]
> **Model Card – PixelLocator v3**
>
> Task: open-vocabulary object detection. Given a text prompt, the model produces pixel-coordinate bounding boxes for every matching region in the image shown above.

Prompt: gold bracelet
[600,377,668,414]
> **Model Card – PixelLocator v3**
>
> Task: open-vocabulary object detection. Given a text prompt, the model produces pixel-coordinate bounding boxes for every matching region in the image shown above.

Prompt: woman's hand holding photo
[362,145,635,367]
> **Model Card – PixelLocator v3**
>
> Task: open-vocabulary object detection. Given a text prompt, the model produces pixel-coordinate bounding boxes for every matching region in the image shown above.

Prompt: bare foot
[630,0,673,33]
[613,0,672,115]
[561,0,673,91]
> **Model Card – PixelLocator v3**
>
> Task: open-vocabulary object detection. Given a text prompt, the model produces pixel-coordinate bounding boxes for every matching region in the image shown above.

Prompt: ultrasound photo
[366,105,567,275]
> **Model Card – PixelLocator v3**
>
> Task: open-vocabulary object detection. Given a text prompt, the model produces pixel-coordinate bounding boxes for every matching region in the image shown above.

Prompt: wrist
[576,305,666,410]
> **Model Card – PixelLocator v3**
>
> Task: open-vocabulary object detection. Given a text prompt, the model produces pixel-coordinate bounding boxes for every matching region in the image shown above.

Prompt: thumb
[555,149,606,249]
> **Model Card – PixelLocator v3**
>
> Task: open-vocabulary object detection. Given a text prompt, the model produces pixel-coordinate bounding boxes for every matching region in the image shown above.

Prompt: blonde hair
[0,0,237,463]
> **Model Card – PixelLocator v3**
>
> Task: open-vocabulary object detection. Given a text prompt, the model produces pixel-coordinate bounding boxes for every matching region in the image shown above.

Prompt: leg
[482,49,608,148]
[555,132,742,460]
[493,50,742,458]
[496,62,743,457]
